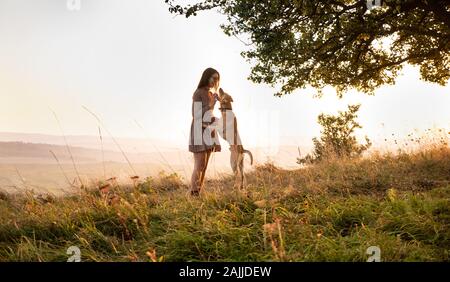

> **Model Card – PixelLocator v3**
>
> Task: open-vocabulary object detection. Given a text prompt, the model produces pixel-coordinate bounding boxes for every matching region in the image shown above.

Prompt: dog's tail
[243,149,253,165]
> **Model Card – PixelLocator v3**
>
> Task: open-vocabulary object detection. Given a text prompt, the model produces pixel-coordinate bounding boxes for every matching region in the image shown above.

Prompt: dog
[216,88,253,189]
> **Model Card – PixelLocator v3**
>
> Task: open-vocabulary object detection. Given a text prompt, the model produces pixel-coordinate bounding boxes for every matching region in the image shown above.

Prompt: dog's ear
[219,88,224,95]
[230,96,234,102]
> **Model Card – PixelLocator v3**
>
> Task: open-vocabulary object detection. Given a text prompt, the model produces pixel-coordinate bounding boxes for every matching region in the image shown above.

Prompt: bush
[298,104,371,164]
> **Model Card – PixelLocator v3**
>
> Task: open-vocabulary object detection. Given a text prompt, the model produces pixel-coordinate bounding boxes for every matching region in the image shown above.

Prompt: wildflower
[283,185,296,196]
[128,254,138,262]
[263,223,278,235]
[146,249,158,262]
[99,183,110,190]
[254,200,267,208]
[109,195,120,206]
[99,183,111,194]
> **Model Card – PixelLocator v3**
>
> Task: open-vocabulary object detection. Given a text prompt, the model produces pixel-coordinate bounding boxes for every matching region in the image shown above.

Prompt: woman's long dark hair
[197,67,220,89]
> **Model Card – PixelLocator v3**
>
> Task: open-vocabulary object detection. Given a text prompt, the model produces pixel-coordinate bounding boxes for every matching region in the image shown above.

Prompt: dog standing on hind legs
[216,88,253,190]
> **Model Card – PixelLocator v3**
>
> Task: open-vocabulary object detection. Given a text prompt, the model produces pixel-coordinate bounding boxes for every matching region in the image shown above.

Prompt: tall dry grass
[0,143,448,262]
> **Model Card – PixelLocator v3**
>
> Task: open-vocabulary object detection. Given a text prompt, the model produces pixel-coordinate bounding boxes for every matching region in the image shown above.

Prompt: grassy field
[0,146,449,262]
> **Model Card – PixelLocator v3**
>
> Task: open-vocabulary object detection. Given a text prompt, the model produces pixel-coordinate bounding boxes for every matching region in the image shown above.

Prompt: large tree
[166,0,450,97]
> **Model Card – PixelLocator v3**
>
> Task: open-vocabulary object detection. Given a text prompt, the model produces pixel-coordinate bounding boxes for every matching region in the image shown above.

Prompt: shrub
[298,104,371,164]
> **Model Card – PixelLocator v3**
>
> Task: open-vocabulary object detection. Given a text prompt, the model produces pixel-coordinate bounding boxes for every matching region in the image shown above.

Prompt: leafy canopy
[166,0,450,97]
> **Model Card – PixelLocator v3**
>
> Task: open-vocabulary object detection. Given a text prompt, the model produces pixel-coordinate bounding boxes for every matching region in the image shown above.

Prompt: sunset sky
[0,0,449,151]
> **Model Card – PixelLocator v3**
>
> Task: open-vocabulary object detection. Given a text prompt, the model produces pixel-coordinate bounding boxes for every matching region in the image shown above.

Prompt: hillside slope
[0,146,449,262]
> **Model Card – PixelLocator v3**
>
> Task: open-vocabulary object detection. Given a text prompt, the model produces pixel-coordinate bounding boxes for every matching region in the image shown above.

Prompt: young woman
[188,68,222,196]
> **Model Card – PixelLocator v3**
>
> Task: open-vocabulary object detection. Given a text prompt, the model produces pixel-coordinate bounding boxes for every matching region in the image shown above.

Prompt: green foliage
[298,104,371,164]
[166,0,450,96]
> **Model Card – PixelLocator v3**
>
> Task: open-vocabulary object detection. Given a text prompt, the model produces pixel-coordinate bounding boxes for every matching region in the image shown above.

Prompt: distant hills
[0,132,311,192]
[0,132,315,171]
[0,132,179,154]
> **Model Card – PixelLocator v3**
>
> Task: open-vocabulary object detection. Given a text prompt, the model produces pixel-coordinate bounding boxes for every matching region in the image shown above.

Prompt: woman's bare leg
[199,150,212,188]
[191,151,208,194]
